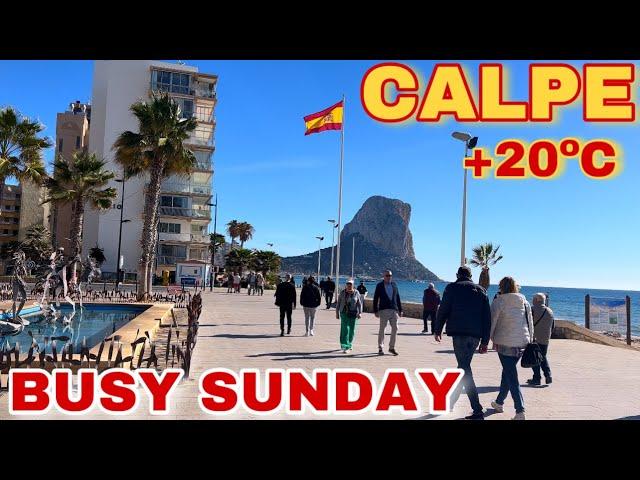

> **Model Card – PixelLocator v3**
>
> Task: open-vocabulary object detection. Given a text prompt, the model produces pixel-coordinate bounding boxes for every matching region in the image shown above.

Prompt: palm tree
[225,248,254,275]
[113,93,197,299]
[469,243,503,290]
[0,107,51,201]
[226,220,240,248]
[237,222,255,248]
[43,151,117,278]
[251,250,281,275]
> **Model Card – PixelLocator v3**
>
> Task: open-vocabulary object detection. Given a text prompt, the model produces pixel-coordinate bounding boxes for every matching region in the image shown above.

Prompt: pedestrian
[357,280,368,303]
[256,272,265,296]
[335,278,363,353]
[300,275,322,336]
[422,283,441,334]
[248,271,257,295]
[274,273,297,336]
[527,292,554,386]
[323,276,335,309]
[227,272,234,293]
[373,270,403,356]
[434,266,491,420]
[233,272,241,293]
[290,275,297,288]
[489,276,534,420]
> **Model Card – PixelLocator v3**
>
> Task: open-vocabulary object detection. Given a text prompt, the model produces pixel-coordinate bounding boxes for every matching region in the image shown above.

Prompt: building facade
[83,61,216,282]
[50,101,91,252]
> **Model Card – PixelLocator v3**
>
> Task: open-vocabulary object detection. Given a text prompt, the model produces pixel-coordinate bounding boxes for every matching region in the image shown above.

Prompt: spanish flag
[304,100,344,135]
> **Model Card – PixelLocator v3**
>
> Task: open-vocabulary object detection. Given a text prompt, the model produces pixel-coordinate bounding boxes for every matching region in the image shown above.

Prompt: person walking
[323,276,336,309]
[489,276,534,420]
[233,272,241,293]
[527,292,554,386]
[357,281,368,303]
[227,272,234,293]
[274,274,297,336]
[434,266,491,420]
[336,278,363,353]
[247,271,256,295]
[373,270,403,356]
[256,272,265,296]
[300,275,322,336]
[422,283,441,334]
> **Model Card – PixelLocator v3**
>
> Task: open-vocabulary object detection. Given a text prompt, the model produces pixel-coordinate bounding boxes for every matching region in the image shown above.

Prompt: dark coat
[373,281,402,313]
[423,288,441,311]
[274,281,297,307]
[434,278,491,344]
[323,279,335,293]
[300,282,322,308]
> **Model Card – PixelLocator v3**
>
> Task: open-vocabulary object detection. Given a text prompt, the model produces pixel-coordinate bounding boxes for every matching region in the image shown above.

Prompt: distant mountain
[281,195,442,281]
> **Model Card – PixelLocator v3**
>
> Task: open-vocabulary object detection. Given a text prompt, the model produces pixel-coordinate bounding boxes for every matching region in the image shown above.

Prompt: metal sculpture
[0,250,29,340]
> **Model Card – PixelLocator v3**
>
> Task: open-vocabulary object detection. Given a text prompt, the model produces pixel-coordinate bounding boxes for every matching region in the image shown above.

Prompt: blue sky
[0,60,638,290]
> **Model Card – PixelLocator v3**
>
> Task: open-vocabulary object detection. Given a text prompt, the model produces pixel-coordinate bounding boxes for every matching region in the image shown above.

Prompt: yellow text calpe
[361,63,636,123]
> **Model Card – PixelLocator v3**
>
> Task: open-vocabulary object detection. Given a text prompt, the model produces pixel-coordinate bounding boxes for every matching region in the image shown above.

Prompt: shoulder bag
[520,303,544,368]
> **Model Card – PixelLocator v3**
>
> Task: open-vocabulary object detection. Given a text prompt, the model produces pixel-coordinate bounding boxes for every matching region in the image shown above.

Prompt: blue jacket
[434,278,491,344]
[373,281,402,314]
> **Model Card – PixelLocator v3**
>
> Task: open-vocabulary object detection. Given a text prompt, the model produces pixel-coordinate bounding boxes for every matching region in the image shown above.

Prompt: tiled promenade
[2,288,639,420]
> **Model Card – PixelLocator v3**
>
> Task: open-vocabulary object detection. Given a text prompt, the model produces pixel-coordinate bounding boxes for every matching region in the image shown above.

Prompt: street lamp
[328,219,337,279]
[452,132,479,267]
[315,236,324,279]
[206,197,218,291]
[114,176,130,291]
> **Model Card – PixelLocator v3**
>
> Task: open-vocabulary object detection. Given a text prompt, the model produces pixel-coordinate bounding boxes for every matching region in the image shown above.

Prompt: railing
[194,111,215,123]
[187,134,215,147]
[159,232,191,242]
[157,255,187,265]
[159,206,211,219]
[150,81,192,96]
[161,182,212,195]
[194,88,216,99]
[193,159,213,171]
[190,234,209,243]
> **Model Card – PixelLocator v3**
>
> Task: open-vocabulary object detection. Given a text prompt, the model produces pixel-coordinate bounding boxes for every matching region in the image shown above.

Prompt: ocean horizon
[292,276,640,334]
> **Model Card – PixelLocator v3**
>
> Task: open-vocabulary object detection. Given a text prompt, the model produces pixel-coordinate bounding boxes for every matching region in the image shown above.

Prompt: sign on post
[586,296,632,345]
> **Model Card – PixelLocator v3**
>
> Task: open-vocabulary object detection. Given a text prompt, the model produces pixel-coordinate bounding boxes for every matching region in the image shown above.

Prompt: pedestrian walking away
[527,292,554,386]
[227,273,234,293]
[434,266,491,420]
[274,273,297,336]
[323,276,336,309]
[422,282,440,334]
[336,278,363,353]
[300,275,322,336]
[489,276,534,420]
[373,270,403,356]
[256,272,265,296]
[248,271,257,295]
[233,272,241,293]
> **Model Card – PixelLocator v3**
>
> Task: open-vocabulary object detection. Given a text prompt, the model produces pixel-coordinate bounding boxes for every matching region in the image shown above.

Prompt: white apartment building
[83,61,217,282]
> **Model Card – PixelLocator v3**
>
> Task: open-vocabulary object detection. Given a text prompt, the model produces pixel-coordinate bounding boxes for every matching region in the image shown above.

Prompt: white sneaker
[491,401,504,413]
[310,330,315,336]
[304,331,309,337]
[342,349,348,354]
[512,412,526,420]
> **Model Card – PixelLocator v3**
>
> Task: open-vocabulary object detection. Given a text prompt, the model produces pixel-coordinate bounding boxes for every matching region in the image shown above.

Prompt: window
[58,139,63,152]
[175,98,193,119]
[2,229,8,234]
[15,194,20,199]
[12,230,18,236]
[151,69,191,95]
[160,245,187,258]
[160,196,188,208]
[12,218,18,224]
[14,205,20,212]
[159,222,181,234]
[76,136,81,148]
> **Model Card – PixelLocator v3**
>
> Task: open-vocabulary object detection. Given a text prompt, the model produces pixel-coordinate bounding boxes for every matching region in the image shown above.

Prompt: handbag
[520,303,544,368]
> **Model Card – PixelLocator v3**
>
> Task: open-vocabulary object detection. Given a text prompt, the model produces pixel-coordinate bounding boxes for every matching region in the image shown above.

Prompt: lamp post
[451,132,478,267]
[315,236,324,279]
[207,196,218,291]
[328,219,336,279]
[114,176,130,291]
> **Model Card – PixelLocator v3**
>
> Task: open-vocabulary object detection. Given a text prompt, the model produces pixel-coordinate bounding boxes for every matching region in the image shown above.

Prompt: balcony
[161,182,212,196]
[159,232,191,242]
[159,206,211,220]
[150,81,193,96]
[157,255,187,266]
[193,159,213,171]
[194,86,216,100]
[187,133,215,148]
[190,234,210,243]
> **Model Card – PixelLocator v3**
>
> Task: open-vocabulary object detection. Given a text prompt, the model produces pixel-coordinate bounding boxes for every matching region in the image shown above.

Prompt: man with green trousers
[336,278,363,353]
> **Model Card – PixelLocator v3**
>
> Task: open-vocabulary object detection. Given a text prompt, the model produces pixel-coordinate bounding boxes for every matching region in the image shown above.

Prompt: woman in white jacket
[489,276,534,420]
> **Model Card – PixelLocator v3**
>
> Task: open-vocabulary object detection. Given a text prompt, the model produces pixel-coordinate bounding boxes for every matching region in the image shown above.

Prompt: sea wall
[362,299,637,351]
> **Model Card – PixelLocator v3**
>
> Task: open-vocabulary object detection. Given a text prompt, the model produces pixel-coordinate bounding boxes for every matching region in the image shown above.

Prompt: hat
[346,278,354,284]
[456,266,472,279]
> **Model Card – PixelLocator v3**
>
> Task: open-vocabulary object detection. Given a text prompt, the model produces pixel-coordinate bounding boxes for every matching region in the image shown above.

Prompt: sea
[293,277,640,334]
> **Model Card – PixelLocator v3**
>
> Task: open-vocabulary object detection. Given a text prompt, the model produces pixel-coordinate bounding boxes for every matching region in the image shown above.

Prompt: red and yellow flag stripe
[304,101,343,135]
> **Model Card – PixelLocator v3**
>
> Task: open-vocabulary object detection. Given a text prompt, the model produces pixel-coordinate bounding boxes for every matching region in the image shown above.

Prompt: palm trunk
[479,267,490,290]
[138,159,164,300]
[70,197,85,280]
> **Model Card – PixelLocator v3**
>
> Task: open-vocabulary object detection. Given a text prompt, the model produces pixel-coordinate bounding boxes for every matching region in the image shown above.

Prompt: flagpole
[335,94,345,293]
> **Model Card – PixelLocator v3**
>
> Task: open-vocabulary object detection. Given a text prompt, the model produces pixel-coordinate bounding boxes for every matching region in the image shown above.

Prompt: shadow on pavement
[247,350,339,357]
[210,333,282,339]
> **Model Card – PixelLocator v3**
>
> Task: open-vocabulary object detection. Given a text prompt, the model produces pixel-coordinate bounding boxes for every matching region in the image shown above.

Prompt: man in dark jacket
[274,273,297,336]
[434,266,491,420]
[300,276,322,336]
[323,276,336,309]
[422,283,441,334]
[373,270,403,356]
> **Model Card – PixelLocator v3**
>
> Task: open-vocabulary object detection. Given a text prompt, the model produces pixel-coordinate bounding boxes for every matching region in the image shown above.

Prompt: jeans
[279,305,293,332]
[422,310,436,332]
[378,309,399,349]
[325,292,334,308]
[303,307,317,331]
[532,343,551,379]
[496,353,525,413]
[451,336,482,414]
[339,312,358,349]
